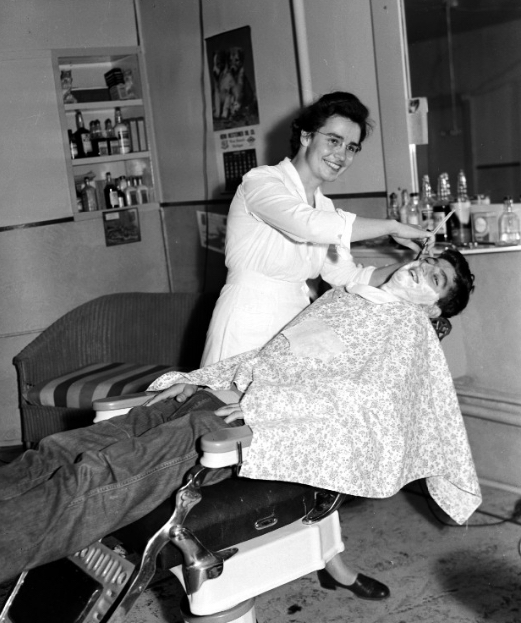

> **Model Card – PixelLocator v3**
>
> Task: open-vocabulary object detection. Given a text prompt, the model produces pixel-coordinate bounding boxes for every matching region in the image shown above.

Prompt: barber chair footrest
[172,512,344,617]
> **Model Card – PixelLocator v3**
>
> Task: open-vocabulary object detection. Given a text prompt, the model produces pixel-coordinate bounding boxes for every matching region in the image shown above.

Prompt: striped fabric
[27,362,176,410]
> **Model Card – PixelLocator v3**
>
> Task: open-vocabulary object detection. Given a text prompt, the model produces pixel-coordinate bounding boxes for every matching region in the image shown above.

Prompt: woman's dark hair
[437,248,475,318]
[289,91,373,157]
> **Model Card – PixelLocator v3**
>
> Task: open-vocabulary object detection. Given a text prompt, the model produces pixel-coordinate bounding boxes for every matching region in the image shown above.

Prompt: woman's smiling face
[299,115,362,186]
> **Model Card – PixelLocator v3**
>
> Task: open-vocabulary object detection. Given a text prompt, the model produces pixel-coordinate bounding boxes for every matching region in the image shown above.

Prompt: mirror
[404,0,521,202]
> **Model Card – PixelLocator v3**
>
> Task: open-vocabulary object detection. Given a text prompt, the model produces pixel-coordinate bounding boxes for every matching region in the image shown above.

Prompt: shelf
[71,151,151,167]
[64,99,144,112]
[74,202,159,221]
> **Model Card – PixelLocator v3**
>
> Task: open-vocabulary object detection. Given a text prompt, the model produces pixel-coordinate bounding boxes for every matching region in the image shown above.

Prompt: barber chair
[0,394,346,623]
[1,316,452,623]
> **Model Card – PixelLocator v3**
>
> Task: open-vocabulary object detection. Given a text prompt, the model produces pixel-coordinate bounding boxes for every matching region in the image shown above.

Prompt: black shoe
[317,568,390,601]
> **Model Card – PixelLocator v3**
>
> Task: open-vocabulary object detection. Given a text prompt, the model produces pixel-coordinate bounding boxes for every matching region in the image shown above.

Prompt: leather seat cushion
[112,477,325,569]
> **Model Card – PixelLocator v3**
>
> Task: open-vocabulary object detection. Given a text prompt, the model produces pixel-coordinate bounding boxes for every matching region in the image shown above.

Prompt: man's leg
[0,391,235,583]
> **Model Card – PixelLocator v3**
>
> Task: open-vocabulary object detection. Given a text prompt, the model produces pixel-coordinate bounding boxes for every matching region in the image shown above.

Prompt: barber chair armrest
[93,392,156,422]
[200,425,253,468]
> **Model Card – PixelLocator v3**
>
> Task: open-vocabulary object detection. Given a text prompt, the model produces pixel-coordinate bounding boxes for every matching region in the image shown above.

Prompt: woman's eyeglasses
[315,130,362,156]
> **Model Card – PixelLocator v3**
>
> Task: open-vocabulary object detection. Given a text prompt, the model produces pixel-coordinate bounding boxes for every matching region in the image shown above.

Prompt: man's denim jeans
[0,391,237,582]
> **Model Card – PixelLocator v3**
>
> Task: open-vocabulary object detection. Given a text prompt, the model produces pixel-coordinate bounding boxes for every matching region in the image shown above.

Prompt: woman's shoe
[317,568,390,600]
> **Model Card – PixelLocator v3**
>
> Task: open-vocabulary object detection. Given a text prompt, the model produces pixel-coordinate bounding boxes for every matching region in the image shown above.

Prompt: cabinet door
[0,55,71,227]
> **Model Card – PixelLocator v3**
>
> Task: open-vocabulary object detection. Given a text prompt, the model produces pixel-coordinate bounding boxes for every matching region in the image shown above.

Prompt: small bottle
[116,176,127,207]
[105,119,118,155]
[387,192,399,220]
[433,173,453,243]
[73,110,93,158]
[103,172,119,209]
[498,196,521,246]
[419,174,434,230]
[114,107,131,155]
[406,192,420,226]
[80,177,99,212]
[125,177,140,206]
[136,176,150,204]
[450,169,472,246]
[399,189,409,224]
[68,129,78,160]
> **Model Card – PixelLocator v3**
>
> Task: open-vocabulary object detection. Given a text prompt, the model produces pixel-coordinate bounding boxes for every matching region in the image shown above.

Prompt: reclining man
[0,249,480,593]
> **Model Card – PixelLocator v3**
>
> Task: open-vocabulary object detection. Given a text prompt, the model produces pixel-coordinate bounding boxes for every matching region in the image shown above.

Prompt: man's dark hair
[289,91,373,157]
[437,248,475,318]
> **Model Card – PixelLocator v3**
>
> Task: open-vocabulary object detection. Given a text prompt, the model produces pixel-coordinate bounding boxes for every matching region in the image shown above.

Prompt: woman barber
[201,92,430,366]
[197,92,433,601]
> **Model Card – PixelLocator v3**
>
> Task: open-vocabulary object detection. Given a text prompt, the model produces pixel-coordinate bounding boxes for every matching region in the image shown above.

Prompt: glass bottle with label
[103,172,119,210]
[406,192,420,225]
[433,173,453,243]
[498,196,521,246]
[80,177,98,212]
[73,110,93,158]
[450,169,472,246]
[419,174,434,230]
[124,177,140,206]
[114,107,131,155]
[136,176,150,204]
[116,177,127,207]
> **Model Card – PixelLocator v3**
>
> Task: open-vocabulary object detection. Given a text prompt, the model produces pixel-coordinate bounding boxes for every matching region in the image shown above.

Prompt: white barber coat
[201,158,375,366]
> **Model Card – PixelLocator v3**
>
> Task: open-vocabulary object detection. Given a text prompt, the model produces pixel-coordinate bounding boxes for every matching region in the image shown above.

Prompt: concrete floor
[124,483,521,623]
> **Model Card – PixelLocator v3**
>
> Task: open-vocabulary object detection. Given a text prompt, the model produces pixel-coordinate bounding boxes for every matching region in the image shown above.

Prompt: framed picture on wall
[102,207,141,246]
[206,25,260,131]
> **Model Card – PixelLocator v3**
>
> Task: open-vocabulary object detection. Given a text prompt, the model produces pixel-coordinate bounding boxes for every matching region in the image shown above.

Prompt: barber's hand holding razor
[390,221,435,256]
[145,383,199,406]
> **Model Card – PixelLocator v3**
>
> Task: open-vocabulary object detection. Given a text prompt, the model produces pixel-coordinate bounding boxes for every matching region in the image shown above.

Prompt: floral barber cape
[149,287,482,524]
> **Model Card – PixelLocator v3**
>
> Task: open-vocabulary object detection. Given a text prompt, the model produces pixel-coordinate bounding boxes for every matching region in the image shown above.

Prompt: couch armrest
[200,425,253,469]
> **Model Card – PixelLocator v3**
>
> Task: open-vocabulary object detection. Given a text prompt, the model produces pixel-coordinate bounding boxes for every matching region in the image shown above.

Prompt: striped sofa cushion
[27,363,178,410]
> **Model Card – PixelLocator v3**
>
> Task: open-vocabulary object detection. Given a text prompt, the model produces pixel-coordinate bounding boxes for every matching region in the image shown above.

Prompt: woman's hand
[391,221,434,254]
[145,383,199,406]
[214,402,245,424]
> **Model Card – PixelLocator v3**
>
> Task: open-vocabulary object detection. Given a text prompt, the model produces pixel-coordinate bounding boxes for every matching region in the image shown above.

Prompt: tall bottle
[498,196,521,246]
[136,176,150,204]
[113,107,131,155]
[399,188,409,224]
[80,177,99,212]
[419,174,434,230]
[387,192,399,220]
[73,110,93,158]
[103,172,119,209]
[406,192,420,226]
[450,169,472,246]
[433,173,453,243]
[116,176,127,207]
[68,129,78,160]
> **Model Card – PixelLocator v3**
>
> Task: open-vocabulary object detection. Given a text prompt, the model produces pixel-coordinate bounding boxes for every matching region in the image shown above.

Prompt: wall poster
[196,211,227,254]
[102,207,141,246]
[206,26,260,194]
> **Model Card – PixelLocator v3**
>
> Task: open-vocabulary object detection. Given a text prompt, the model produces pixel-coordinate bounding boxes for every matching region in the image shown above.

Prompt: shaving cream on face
[382,261,439,306]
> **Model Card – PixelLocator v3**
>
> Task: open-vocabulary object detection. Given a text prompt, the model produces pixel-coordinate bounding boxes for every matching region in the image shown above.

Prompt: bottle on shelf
[80,177,99,212]
[419,174,434,230]
[497,196,521,246]
[450,169,472,246]
[136,176,150,204]
[124,177,140,206]
[103,172,120,210]
[68,130,78,160]
[116,176,127,207]
[387,192,399,220]
[73,110,94,158]
[406,192,420,226]
[113,107,131,155]
[104,118,118,156]
[433,173,453,243]
[399,188,409,224]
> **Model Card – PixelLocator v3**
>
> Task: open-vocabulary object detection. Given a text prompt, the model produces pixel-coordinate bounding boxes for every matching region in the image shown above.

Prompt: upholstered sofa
[13,292,218,445]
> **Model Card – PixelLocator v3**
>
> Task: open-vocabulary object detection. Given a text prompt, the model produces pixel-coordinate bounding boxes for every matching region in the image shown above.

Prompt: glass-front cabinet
[52,47,159,219]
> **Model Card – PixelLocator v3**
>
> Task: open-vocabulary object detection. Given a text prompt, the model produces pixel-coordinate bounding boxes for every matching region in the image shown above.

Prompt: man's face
[387,257,456,309]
